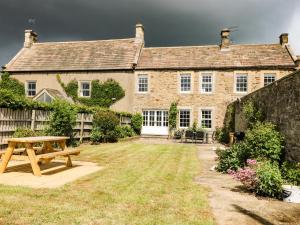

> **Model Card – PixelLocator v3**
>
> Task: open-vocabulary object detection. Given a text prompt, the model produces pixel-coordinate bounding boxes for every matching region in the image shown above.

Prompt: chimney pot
[220,28,231,49]
[135,23,144,44]
[279,33,288,46]
[24,30,38,48]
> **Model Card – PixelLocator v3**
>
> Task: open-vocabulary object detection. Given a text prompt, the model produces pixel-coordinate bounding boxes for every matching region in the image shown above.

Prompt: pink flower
[246,159,257,166]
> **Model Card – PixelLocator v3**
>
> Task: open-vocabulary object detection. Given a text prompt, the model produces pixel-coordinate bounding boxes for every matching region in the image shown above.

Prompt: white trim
[136,74,149,94]
[25,80,37,97]
[178,72,193,94]
[199,71,215,94]
[234,72,248,94]
[198,107,215,131]
[78,80,91,98]
[178,106,193,128]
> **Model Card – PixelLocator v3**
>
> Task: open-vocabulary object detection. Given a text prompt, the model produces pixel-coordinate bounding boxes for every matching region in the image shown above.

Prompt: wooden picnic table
[0,136,80,176]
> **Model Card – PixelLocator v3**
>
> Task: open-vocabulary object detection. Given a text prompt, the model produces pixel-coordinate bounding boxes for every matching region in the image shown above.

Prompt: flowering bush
[229,159,258,191]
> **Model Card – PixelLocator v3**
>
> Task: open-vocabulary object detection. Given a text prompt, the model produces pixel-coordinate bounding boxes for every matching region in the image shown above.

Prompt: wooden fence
[0,108,131,149]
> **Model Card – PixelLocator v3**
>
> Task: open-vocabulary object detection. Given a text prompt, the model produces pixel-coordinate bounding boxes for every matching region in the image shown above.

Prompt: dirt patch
[196,145,300,225]
[0,160,103,188]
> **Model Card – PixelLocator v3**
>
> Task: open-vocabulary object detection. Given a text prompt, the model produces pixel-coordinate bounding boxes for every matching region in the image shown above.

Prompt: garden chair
[185,130,194,143]
[194,131,205,143]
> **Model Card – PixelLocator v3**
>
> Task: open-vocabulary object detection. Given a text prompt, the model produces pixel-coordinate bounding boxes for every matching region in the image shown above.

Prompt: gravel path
[196,145,300,225]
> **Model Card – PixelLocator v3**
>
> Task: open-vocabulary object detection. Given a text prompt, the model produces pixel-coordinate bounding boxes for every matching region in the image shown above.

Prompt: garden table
[0,136,80,176]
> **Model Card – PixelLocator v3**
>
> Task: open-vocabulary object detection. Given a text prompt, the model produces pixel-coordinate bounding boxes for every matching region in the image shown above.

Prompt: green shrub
[45,100,77,145]
[92,110,120,142]
[215,127,229,143]
[90,128,104,143]
[93,111,119,133]
[244,122,284,162]
[255,161,283,198]
[281,161,300,186]
[0,72,25,97]
[13,127,37,138]
[131,113,143,135]
[242,100,263,128]
[216,144,246,172]
[115,125,135,138]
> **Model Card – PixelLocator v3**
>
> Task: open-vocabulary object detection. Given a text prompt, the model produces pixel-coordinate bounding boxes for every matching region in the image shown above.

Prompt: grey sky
[0,0,299,66]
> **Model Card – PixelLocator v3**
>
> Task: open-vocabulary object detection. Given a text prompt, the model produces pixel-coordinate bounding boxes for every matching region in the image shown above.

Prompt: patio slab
[0,160,103,188]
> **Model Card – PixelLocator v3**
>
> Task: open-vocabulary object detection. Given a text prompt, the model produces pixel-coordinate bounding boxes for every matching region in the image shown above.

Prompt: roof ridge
[143,43,281,50]
[33,38,135,45]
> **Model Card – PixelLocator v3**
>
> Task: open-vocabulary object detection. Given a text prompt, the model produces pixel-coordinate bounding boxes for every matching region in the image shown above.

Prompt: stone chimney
[279,33,288,46]
[220,28,231,50]
[135,23,144,43]
[24,30,38,48]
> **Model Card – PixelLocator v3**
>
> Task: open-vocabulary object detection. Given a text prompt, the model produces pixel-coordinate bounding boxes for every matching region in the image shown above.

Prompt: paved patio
[0,160,103,188]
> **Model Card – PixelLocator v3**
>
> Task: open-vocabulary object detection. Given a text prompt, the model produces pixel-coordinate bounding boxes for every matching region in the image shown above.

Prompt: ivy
[56,75,125,108]
[242,100,263,128]
[0,72,25,97]
[169,101,178,131]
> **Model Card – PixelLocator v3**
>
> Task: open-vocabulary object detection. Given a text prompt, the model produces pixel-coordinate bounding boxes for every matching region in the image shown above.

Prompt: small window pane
[27,81,36,96]
[163,111,169,127]
[180,109,190,128]
[180,74,191,92]
[264,74,275,86]
[149,111,155,126]
[201,73,213,93]
[236,74,248,92]
[143,111,148,126]
[80,82,90,97]
[138,75,148,92]
[201,110,212,129]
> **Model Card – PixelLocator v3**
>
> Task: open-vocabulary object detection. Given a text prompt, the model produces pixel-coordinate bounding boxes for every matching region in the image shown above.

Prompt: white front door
[141,110,169,135]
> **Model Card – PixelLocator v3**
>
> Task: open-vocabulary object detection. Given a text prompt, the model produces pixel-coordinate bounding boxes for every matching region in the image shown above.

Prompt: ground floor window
[200,109,212,129]
[179,109,191,128]
[142,110,168,127]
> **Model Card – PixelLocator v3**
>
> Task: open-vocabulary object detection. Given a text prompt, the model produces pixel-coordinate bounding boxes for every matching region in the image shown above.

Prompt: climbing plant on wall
[0,72,25,97]
[56,75,125,108]
[169,101,179,131]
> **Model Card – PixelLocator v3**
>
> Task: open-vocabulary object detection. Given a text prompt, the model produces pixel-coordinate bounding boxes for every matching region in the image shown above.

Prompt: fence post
[31,110,36,131]
[79,113,84,143]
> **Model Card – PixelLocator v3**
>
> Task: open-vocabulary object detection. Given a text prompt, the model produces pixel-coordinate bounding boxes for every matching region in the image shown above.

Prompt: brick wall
[234,70,300,161]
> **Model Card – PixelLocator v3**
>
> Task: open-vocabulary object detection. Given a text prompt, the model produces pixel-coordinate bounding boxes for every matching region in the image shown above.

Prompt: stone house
[3,24,299,136]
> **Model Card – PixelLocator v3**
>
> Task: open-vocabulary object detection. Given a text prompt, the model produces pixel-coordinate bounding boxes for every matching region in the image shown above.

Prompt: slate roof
[136,44,296,70]
[6,38,143,72]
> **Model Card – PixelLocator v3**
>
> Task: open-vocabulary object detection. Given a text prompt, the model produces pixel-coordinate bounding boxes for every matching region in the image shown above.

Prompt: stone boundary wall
[234,70,300,161]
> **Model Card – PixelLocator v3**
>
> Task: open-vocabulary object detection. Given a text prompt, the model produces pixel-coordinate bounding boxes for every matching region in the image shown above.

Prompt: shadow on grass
[232,204,275,225]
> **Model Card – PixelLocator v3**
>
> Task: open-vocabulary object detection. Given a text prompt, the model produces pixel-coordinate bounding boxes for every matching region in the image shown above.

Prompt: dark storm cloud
[0,0,299,66]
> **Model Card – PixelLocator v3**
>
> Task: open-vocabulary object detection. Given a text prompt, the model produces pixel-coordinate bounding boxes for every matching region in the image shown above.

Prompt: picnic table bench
[0,136,80,176]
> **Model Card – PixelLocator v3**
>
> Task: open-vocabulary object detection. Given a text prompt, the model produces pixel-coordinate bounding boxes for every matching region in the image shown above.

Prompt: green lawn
[0,142,214,225]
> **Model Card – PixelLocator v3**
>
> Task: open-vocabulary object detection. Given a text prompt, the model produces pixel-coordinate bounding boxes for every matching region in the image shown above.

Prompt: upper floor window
[79,81,91,97]
[179,109,191,128]
[138,74,148,93]
[264,74,276,86]
[26,81,36,97]
[235,74,248,93]
[200,109,212,129]
[201,73,213,93]
[180,74,191,93]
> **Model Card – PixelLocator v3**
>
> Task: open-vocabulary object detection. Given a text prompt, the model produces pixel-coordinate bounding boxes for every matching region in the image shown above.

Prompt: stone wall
[234,70,300,161]
[133,69,292,130]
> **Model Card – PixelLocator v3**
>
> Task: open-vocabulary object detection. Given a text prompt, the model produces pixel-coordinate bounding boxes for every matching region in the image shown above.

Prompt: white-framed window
[200,109,212,129]
[142,110,169,127]
[26,81,36,97]
[200,72,213,93]
[179,109,191,128]
[235,74,248,93]
[180,73,192,93]
[137,74,148,93]
[264,74,276,86]
[79,81,91,97]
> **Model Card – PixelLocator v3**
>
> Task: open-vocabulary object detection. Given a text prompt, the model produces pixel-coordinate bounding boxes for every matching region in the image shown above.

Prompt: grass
[0,141,214,225]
